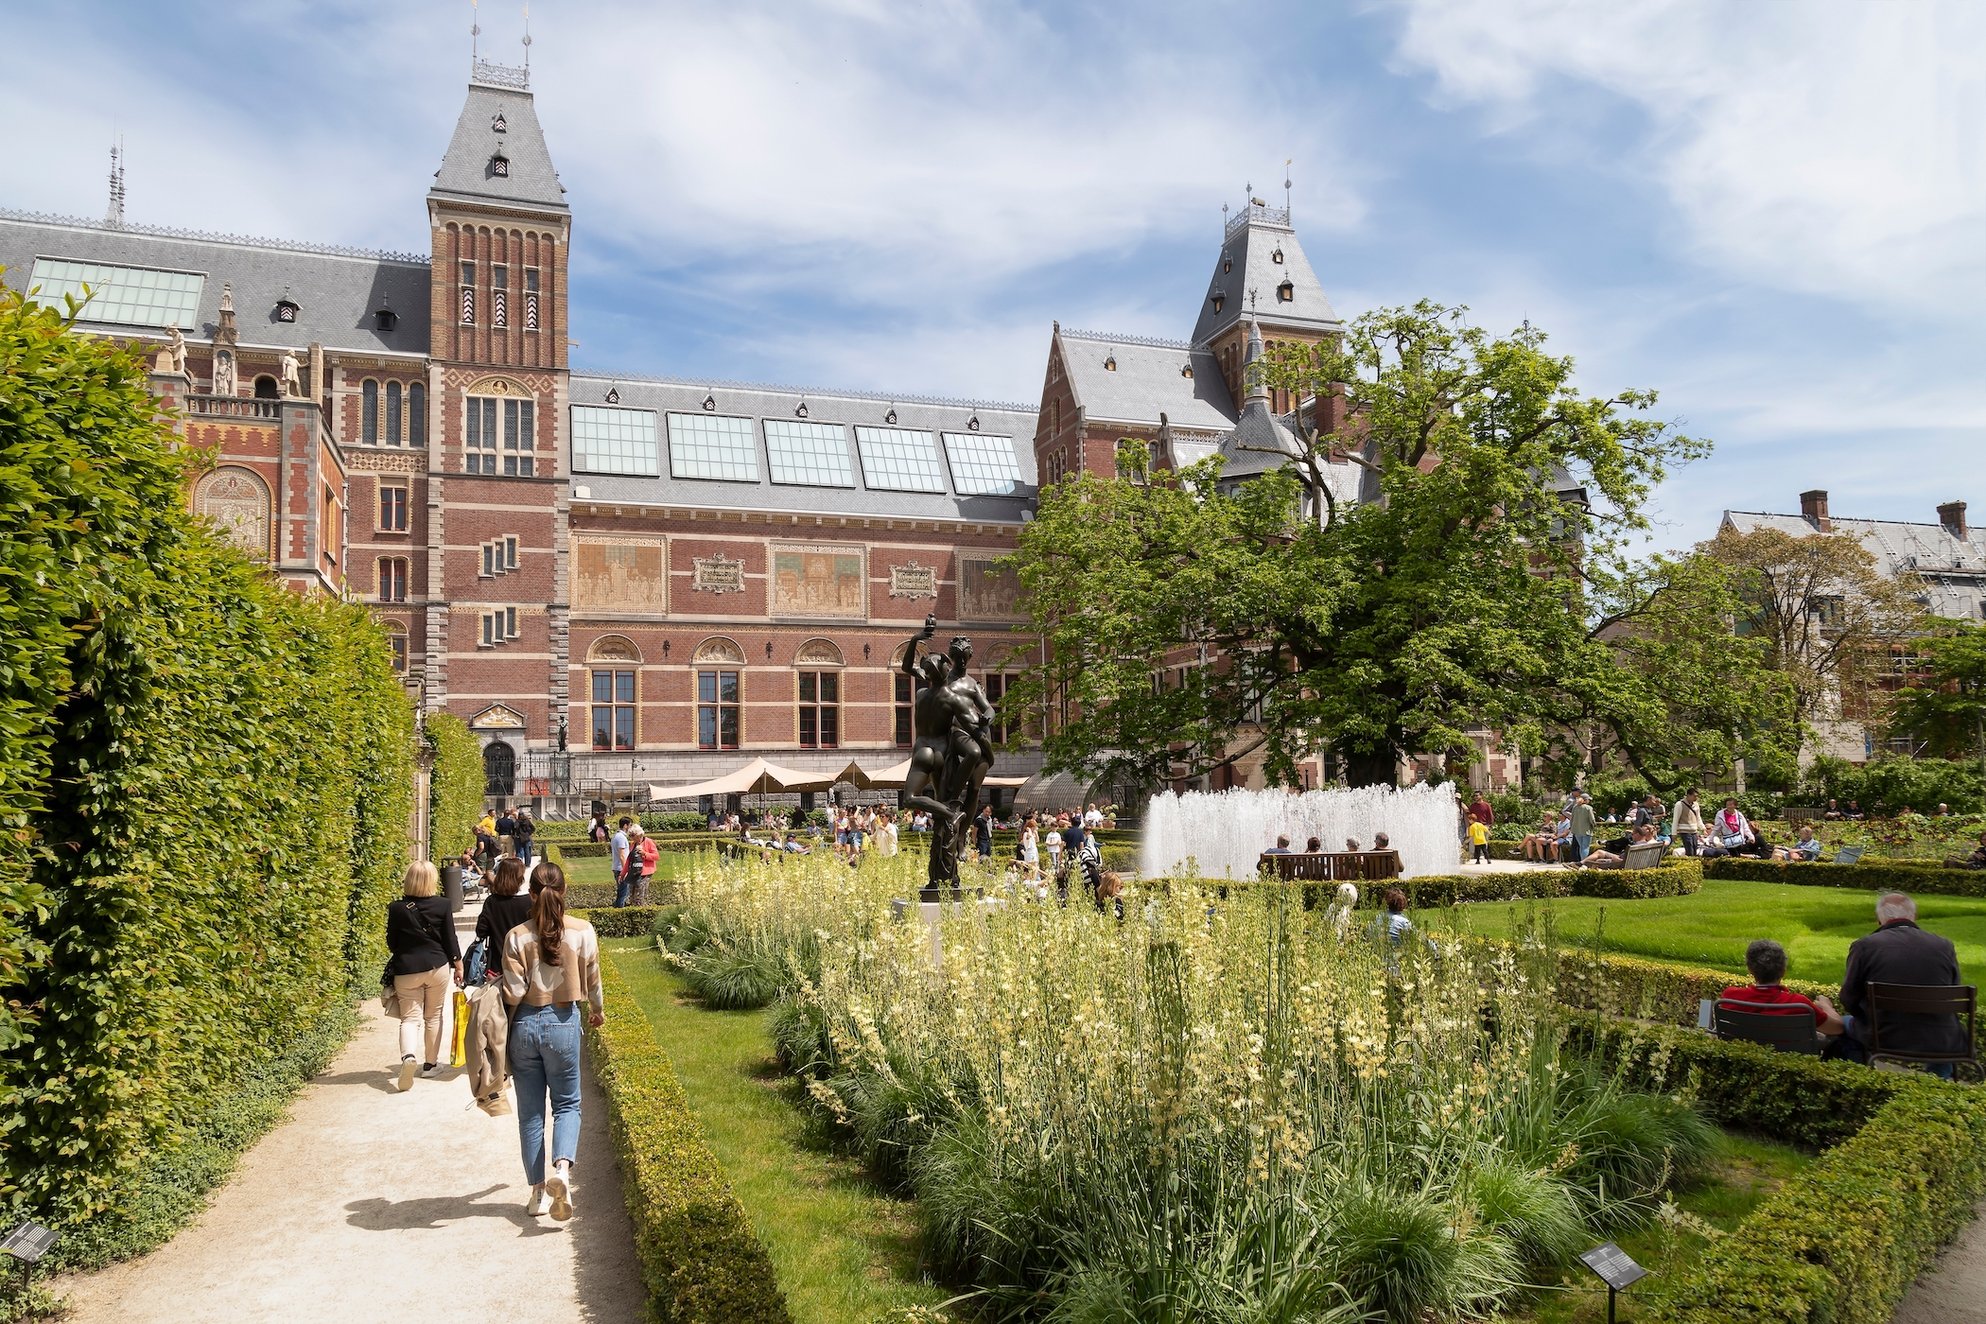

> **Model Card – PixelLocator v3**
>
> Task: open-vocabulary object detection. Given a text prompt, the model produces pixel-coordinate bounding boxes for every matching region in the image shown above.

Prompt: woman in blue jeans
[500,862,603,1220]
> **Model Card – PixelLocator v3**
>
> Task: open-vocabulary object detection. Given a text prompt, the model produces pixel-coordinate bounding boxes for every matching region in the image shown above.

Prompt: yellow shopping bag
[450,989,470,1068]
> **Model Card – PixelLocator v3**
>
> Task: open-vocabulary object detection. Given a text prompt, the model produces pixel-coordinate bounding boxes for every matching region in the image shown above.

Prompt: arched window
[361,379,379,445]
[408,383,427,447]
[482,740,516,796]
[692,638,744,750]
[385,381,402,445]
[383,621,408,673]
[253,375,279,400]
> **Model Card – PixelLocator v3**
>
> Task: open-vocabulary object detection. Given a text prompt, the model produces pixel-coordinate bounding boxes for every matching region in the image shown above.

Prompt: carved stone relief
[192,466,271,560]
[691,554,746,595]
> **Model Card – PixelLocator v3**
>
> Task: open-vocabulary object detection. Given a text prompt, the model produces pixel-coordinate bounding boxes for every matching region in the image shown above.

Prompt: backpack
[463,936,491,985]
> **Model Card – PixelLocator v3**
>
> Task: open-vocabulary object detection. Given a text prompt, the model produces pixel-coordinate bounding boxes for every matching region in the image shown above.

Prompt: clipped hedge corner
[587,950,789,1324]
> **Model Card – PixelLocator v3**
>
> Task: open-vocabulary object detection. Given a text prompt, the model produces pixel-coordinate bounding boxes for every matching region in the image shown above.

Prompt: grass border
[582,932,790,1324]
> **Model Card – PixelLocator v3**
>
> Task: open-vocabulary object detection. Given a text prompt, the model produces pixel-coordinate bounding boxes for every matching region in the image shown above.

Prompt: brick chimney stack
[1938,500,1968,540]
[1800,489,1832,533]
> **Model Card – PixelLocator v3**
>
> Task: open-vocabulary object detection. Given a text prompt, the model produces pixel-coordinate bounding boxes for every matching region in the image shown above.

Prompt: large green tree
[1885,621,1986,765]
[1009,301,1780,789]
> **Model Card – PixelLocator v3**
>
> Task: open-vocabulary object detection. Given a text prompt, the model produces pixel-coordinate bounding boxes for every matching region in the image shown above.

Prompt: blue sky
[4,0,1981,552]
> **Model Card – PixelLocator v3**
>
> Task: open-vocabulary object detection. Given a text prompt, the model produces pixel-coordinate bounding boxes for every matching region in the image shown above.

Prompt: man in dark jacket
[973,805,994,861]
[1840,892,1969,1073]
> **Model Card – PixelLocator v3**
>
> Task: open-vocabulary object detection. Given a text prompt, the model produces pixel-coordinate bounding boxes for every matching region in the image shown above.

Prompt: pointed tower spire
[1242,315,1270,409]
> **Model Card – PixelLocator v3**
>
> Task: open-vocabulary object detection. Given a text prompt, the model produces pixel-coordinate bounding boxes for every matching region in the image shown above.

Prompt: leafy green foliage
[1703,854,1986,897]
[0,282,415,1234]
[426,710,483,865]
[1803,751,1985,815]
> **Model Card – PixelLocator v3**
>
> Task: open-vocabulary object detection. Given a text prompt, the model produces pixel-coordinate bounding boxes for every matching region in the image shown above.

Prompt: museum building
[0,57,1364,806]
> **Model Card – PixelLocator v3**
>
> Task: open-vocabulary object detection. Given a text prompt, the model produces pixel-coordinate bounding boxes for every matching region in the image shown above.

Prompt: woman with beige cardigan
[500,862,603,1221]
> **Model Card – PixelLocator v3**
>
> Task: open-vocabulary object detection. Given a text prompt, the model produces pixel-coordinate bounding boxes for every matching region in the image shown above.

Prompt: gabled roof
[1723,509,1986,622]
[0,210,431,356]
[430,76,568,216]
[1190,205,1339,346]
[1057,328,1236,431]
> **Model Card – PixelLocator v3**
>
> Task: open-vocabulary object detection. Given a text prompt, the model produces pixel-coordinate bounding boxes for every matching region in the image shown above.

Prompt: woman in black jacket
[475,857,534,973]
[386,861,462,1092]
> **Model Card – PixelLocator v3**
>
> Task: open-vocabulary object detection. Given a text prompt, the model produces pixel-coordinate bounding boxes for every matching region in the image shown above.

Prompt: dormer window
[1181,363,1194,379]
[1104,353,1117,372]
[274,294,300,323]
[490,147,510,178]
[1211,293,1225,314]
[491,111,508,133]
[374,301,397,332]
[1271,247,1285,264]
[1277,277,1295,303]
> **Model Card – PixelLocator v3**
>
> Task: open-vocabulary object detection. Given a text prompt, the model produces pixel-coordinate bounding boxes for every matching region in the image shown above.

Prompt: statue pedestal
[891,892,1000,969]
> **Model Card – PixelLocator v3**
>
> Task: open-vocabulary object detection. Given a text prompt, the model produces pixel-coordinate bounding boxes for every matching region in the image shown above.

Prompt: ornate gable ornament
[471,703,528,729]
[795,638,844,666]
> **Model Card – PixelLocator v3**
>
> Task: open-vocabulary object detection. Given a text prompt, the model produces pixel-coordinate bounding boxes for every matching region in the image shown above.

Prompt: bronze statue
[901,614,996,894]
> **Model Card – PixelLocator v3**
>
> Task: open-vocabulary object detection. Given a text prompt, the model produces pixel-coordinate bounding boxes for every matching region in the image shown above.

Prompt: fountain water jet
[1141,783,1462,880]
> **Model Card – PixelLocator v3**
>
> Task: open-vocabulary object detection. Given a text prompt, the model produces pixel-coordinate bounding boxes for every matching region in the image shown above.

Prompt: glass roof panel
[28,257,204,329]
[763,419,855,487]
[570,405,660,476]
[853,426,945,493]
[667,412,760,482]
[942,432,1021,495]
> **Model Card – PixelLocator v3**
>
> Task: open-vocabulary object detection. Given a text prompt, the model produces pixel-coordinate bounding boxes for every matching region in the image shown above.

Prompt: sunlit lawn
[1447,880,1986,990]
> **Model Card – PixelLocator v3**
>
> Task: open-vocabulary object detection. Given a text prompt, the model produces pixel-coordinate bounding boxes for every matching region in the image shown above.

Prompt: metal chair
[1865,983,1981,1081]
[1829,845,1866,866]
[1713,1000,1825,1054]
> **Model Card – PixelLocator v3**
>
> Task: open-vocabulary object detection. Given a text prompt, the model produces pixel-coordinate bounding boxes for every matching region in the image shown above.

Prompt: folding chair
[1713,1000,1824,1054]
[1828,845,1866,866]
[1865,982,1980,1081]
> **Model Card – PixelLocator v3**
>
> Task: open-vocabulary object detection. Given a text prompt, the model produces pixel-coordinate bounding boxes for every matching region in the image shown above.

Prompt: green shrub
[1703,854,1986,896]
[1193,861,1700,910]
[577,905,667,939]
[586,952,790,1323]
[427,711,482,865]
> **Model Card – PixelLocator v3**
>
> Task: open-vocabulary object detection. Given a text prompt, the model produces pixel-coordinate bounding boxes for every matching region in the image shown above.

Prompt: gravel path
[57,908,646,1324]
[1893,1202,1986,1324]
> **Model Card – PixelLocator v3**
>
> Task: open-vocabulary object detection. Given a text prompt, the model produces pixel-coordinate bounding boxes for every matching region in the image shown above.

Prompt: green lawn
[1449,880,1986,990]
[608,942,950,1323]
[554,849,697,889]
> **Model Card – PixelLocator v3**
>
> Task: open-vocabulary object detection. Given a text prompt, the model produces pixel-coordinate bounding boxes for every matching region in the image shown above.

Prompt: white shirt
[1084,809,1104,827]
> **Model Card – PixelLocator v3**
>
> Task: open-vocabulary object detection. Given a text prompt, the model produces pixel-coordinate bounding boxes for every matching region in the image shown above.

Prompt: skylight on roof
[29,257,203,329]
[667,412,759,482]
[571,405,659,476]
[764,419,855,487]
[854,427,946,493]
[943,433,1020,495]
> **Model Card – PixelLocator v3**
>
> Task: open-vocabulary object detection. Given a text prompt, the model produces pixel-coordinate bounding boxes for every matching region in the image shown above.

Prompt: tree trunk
[1340,743,1398,789]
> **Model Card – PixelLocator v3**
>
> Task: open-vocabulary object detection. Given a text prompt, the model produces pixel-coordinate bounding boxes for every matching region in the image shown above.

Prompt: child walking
[1468,816,1491,864]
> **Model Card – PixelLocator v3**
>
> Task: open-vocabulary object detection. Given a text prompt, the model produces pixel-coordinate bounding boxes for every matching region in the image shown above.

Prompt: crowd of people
[1491,790,1831,868]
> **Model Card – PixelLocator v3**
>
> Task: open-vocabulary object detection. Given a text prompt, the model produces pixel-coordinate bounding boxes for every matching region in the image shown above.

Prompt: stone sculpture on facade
[279,348,303,397]
[158,323,188,375]
[901,614,997,896]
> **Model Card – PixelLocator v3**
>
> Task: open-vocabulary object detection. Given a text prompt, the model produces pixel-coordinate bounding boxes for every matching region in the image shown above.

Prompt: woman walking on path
[501,861,603,1221]
[386,861,462,1092]
[475,857,534,972]
[513,809,537,868]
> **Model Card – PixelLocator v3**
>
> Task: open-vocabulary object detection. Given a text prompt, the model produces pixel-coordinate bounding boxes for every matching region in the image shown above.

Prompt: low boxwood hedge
[585,949,789,1323]
[1577,1017,1986,1324]
[581,905,667,939]
[1547,946,1834,1029]
[1704,854,1986,897]
[1178,861,1701,909]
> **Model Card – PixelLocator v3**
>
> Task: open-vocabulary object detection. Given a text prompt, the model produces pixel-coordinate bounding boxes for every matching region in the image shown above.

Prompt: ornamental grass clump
[670,857,1712,1321]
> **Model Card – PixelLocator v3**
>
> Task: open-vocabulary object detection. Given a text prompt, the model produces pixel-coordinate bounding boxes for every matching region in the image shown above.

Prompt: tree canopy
[1008,301,1784,790]
[1885,621,1986,765]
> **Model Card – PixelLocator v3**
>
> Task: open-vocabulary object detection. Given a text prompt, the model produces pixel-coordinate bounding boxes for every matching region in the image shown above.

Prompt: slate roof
[1057,328,1236,431]
[567,372,1038,524]
[430,79,568,215]
[1723,509,1986,622]
[0,210,431,356]
[1191,206,1340,346]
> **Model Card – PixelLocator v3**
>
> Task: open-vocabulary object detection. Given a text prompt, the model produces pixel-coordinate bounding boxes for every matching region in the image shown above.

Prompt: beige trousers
[394,966,451,1064]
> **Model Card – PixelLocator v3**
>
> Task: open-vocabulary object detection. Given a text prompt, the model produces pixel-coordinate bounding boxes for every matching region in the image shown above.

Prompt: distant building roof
[1723,507,1986,621]
[430,74,569,215]
[1190,205,1339,346]
[1057,328,1236,431]
[0,210,430,356]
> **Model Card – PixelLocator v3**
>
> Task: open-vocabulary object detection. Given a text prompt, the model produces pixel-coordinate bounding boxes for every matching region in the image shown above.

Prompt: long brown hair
[491,857,526,897]
[531,861,568,966]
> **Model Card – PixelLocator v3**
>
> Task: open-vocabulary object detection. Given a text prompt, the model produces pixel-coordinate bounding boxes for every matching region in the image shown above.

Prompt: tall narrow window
[378,483,408,533]
[894,671,926,747]
[591,669,636,751]
[384,381,402,445]
[386,625,408,673]
[983,673,1011,744]
[361,379,379,445]
[465,398,497,474]
[524,268,540,331]
[459,260,476,325]
[377,556,408,602]
[503,399,535,476]
[798,671,839,749]
[697,669,740,750]
[491,266,508,328]
[408,382,427,447]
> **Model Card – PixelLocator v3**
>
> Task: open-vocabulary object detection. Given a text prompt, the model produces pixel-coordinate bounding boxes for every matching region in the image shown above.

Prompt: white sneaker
[528,1187,552,1217]
[419,1063,439,1079]
[397,1056,416,1092]
[545,1166,573,1221]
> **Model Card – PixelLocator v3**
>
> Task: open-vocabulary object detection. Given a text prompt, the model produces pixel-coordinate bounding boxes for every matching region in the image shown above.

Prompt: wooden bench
[1257,850,1402,882]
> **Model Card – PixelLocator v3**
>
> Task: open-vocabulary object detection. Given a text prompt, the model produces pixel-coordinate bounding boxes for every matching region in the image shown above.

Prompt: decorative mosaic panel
[193,466,271,560]
[889,561,938,599]
[771,545,867,618]
[691,554,746,595]
[572,536,668,616]
[958,556,1023,621]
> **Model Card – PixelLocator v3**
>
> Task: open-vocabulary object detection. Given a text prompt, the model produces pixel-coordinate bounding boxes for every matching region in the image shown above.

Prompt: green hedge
[579,905,667,938]
[0,287,415,1241]
[587,950,790,1323]
[1179,861,1701,909]
[1549,947,1834,1029]
[1704,854,1986,896]
[1577,1018,1986,1323]
[427,710,482,865]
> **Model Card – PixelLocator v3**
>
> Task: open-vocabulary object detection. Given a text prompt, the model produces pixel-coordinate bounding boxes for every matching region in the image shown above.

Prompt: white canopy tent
[645,757,836,803]
[862,757,1029,790]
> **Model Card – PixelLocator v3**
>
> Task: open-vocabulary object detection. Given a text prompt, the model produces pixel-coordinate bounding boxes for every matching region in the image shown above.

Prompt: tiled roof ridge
[0,207,430,265]
[1059,326,1207,351]
[571,367,1036,416]
[1733,509,1970,533]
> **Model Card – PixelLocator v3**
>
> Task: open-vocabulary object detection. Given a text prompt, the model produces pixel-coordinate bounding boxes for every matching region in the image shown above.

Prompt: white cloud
[1388,0,1986,318]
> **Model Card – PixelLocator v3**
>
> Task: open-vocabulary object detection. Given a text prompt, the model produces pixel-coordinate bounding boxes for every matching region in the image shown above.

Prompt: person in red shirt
[1468,794,1494,827]
[1720,939,1844,1038]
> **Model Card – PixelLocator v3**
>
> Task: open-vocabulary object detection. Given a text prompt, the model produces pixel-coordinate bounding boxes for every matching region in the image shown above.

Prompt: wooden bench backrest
[1622,840,1668,871]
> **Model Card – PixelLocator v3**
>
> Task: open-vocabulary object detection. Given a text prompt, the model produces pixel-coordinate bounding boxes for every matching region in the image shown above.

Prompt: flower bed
[1704,854,1986,897]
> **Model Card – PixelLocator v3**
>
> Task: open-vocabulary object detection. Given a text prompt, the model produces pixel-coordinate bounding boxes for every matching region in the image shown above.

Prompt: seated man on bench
[1720,939,1843,1045]
[1579,823,1656,869]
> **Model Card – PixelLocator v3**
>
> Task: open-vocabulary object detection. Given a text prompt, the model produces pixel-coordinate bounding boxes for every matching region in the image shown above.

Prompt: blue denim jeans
[614,876,633,908]
[517,839,534,867]
[510,1002,582,1185]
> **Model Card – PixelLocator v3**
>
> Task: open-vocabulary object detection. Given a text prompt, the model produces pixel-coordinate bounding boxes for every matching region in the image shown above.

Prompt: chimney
[1800,489,1832,533]
[1938,500,1968,540]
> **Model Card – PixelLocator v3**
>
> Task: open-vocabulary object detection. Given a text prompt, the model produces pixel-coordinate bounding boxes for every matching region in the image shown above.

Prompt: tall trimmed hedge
[1704,853,1986,897]
[427,709,483,865]
[0,282,415,1237]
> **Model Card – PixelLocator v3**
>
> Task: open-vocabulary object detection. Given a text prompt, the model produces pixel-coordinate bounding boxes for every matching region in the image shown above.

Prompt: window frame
[377,482,408,534]
[376,556,408,602]
[459,260,476,326]
[797,669,841,749]
[590,667,637,751]
[697,668,742,750]
[361,379,379,445]
[385,381,403,446]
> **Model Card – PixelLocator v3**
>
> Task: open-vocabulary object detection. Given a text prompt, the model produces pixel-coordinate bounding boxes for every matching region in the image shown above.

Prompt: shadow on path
[345,1183,561,1237]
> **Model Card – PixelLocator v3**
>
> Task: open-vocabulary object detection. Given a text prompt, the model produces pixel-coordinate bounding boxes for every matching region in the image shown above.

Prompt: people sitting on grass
[1776,825,1823,862]
[1700,798,1769,859]
[1719,938,1844,1042]
[1579,823,1657,869]
[1837,891,1968,1075]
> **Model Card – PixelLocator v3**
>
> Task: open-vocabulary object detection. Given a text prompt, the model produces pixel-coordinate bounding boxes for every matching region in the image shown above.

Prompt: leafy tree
[1885,621,1986,768]
[1008,302,1775,790]
[1700,524,1925,729]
